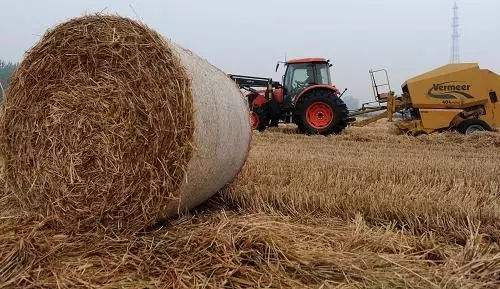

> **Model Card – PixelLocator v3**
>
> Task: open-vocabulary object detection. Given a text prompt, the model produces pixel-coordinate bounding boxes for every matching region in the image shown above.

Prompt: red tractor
[230,58,351,135]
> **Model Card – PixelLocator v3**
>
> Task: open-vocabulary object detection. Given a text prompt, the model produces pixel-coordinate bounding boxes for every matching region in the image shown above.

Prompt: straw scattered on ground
[1,120,499,288]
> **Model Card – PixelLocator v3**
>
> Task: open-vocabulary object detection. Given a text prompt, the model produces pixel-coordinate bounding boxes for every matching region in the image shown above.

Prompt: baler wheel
[456,119,492,134]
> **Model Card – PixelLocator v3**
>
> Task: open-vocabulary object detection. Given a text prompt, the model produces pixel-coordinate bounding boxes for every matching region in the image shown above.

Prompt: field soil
[1,120,499,288]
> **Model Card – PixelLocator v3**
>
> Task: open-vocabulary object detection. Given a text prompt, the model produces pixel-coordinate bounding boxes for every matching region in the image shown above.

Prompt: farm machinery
[231,61,499,135]
[355,63,500,134]
[229,58,351,135]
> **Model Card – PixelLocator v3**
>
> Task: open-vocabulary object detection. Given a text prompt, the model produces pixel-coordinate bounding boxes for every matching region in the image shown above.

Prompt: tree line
[0,60,18,97]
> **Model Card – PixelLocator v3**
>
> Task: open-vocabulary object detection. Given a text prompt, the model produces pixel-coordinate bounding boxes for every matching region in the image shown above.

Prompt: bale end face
[0,15,194,233]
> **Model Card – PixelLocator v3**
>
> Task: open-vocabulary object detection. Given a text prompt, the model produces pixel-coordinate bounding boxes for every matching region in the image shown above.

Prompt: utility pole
[450,2,460,64]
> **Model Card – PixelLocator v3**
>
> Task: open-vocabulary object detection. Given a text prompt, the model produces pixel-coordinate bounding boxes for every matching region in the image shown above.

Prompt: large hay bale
[0,15,251,233]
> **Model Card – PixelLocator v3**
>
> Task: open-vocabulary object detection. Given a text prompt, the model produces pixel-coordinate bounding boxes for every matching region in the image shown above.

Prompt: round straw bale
[0,15,250,233]
[165,44,251,216]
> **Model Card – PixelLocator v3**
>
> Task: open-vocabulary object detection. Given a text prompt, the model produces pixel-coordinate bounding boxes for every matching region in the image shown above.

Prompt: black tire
[247,92,270,132]
[294,89,349,135]
[252,108,269,132]
[456,119,492,134]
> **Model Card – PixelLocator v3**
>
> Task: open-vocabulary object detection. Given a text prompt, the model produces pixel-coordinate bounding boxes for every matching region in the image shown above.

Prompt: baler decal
[427,81,474,99]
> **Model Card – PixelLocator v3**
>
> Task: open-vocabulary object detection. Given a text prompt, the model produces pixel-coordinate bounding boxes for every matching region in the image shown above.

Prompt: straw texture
[0,15,194,233]
[1,121,498,288]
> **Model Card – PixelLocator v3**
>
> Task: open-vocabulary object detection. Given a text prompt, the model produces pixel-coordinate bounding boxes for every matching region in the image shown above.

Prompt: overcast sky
[1,0,499,102]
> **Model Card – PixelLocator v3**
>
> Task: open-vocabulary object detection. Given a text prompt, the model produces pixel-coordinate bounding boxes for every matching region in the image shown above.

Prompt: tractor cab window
[284,64,315,98]
[284,63,332,99]
[316,64,331,85]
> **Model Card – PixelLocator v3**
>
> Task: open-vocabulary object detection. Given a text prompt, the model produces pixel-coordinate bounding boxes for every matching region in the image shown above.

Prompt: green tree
[0,60,18,97]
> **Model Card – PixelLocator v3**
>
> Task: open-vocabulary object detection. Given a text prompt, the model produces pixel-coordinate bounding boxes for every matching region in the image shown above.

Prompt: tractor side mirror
[275,63,280,72]
[326,59,333,68]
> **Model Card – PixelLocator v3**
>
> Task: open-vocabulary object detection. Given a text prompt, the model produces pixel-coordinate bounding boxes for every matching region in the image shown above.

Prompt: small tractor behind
[230,58,351,135]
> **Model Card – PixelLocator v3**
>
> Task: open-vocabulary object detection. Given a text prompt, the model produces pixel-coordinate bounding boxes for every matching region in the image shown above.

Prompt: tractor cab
[280,58,332,103]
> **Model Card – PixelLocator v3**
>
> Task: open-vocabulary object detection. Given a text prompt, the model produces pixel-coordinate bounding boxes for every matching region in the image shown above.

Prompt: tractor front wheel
[250,110,268,132]
[295,90,348,135]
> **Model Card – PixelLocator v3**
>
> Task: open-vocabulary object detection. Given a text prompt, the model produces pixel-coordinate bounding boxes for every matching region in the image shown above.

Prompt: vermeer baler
[355,63,499,134]
[398,63,499,134]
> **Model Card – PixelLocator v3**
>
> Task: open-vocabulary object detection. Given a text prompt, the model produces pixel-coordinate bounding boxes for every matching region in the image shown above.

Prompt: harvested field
[1,120,499,288]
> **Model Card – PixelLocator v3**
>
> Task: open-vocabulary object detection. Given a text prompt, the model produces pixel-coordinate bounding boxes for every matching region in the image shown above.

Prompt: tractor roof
[287,58,328,64]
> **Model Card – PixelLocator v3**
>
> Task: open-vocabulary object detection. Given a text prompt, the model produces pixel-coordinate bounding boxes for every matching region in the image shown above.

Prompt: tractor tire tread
[294,89,348,135]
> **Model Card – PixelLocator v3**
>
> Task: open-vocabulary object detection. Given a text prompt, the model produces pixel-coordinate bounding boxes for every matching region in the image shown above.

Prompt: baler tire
[456,119,492,134]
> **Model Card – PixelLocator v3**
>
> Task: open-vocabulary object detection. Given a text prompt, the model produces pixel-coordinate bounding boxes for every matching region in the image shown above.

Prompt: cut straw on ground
[1,121,499,288]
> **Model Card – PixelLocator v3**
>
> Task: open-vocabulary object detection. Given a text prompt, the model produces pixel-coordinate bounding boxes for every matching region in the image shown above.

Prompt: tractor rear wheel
[295,90,348,135]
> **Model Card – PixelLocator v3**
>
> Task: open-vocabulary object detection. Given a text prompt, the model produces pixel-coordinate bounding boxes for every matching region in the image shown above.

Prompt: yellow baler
[397,63,499,134]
